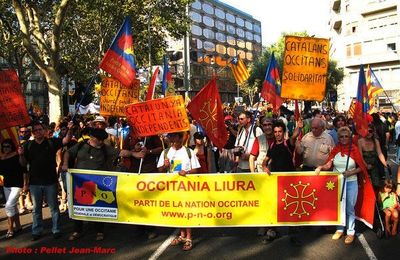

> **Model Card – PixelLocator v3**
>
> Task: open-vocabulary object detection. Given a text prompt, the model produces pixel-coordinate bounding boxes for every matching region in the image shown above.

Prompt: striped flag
[347,98,356,118]
[0,126,19,149]
[229,56,249,84]
[366,66,384,113]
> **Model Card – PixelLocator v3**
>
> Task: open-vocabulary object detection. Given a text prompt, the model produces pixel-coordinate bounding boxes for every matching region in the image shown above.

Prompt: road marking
[148,229,179,260]
[357,233,378,260]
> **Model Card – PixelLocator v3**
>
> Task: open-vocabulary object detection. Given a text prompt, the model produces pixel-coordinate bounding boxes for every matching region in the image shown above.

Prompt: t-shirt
[0,155,24,187]
[24,138,63,185]
[68,142,118,171]
[267,141,295,172]
[157,146,200,173]
[333,153,357,182]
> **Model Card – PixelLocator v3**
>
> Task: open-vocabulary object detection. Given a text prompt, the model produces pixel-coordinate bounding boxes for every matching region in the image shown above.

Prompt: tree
[249,32,344,112]
[240,79,260,106]
[1,0,192,122]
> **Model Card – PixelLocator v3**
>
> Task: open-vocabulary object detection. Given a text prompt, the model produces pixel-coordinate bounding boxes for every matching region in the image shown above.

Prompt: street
[1,146,399,260]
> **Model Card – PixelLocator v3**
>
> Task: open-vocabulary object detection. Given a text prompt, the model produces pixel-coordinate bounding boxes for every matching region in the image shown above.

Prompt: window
[190,11,201,23]
[192,25,202,36]
[245,31,253,40]
[238,52,245,59]
[227,24,235,34]
[202,3,213,15]
[254,24,261,33]
[227,36,236,45]
[203,29,214,39]
[246,42,253,50]
[203,16,214,27]
[203,41,215,52]
[216,33,226,42]
[236,28,245,38]
[254,34,261,43]
[246,52,253,61]
[245,21,253,30]
[236,17,244,27]
[196,39,203,49]
[192,0,201,9]
[387,43,396,51]
[216,44,226,55]
[354,42,362,55]
[215,8,225,19]
[237,39,245,48]
[226,13,235,23]
[215,20,225,31]
[227,47,236,57]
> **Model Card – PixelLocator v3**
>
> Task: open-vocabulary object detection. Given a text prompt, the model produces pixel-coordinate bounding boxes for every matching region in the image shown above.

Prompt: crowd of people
[1,104,400,251]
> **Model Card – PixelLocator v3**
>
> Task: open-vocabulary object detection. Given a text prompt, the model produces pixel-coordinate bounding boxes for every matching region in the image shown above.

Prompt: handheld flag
[99,17,136,87]
[353,65,369,137]
[366,66,384,113]
[161,56,174,96]
[229,56,249,84]
[146,67,160,101]
[187,77,228,149]
[261,53,283,112]
[347,98,356,118]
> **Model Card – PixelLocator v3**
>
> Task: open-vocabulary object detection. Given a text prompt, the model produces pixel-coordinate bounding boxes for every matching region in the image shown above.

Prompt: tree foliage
[0,0,192,121]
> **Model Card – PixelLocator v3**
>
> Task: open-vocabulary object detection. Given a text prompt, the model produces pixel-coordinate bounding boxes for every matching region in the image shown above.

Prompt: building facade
[329,0,400,112]
[167,0,262,102]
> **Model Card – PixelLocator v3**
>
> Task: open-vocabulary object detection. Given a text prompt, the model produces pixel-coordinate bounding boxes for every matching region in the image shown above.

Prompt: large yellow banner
[67,169,345,227]
[281,36,330,101]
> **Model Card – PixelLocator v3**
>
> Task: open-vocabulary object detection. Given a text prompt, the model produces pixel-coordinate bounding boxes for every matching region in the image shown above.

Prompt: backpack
[163,146,192,160]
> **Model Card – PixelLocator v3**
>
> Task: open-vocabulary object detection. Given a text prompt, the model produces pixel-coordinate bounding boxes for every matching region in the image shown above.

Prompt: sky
[222,0,331,46]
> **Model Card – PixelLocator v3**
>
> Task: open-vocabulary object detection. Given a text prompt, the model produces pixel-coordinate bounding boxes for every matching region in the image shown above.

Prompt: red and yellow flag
[229,56,250,84]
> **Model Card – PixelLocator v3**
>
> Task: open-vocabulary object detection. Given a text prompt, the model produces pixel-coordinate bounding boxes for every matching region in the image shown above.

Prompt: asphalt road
[1,146,399,260]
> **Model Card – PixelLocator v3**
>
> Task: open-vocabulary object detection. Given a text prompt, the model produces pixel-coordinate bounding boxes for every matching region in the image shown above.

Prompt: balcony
[332,0,341,12]
[361,0,397,16]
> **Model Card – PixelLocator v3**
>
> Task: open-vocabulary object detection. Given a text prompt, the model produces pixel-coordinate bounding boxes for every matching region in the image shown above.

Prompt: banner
[68,169,345,227]
[125,95,190,137]
[100,77,140,116]
[281,36,330,101]
[0,69,30,129]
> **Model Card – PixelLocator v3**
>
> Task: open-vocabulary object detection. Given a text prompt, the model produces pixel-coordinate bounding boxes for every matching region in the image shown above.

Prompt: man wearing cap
[62,128,119,241]
[92,115,117,148]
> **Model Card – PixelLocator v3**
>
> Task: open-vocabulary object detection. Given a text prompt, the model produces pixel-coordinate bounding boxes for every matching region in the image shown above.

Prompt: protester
[19,121,73,240]
[219,115,237,173]
[249,117,274,173]
[357,124,388,189]
[395,113,400,163]
[157,131,200,251]
[315,126,370,245]
[378,179,399,237]
[0,139,24,239]
[328,115,347,145]
[17,125,33,214]
[63,128,118,241]
[261,120,301,246]
[295,118,334,171]
[234,111,263,172]
[193,132,208,173]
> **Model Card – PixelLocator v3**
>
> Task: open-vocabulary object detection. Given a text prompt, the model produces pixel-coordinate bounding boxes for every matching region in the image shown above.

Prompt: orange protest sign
[100,77,140,116]
[125,96,190,137]
[281,36,330,101]
[0,69,30,129]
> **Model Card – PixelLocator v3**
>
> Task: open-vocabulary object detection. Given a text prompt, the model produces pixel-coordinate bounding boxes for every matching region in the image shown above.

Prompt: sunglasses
[238,118,246,120]
[339,135,349,138]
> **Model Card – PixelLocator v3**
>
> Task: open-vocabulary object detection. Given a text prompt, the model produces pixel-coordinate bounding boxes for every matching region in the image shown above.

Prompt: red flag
[99,17,136,87]
[146,67,160,101]
[187,77,228,149]
[277,175,341,222]
[261,53,283,112]
[353,65,369,137]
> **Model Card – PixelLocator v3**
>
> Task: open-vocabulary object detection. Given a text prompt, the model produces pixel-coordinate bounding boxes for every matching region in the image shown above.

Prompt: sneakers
[344,235,355,245]
[332,231,344,240]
